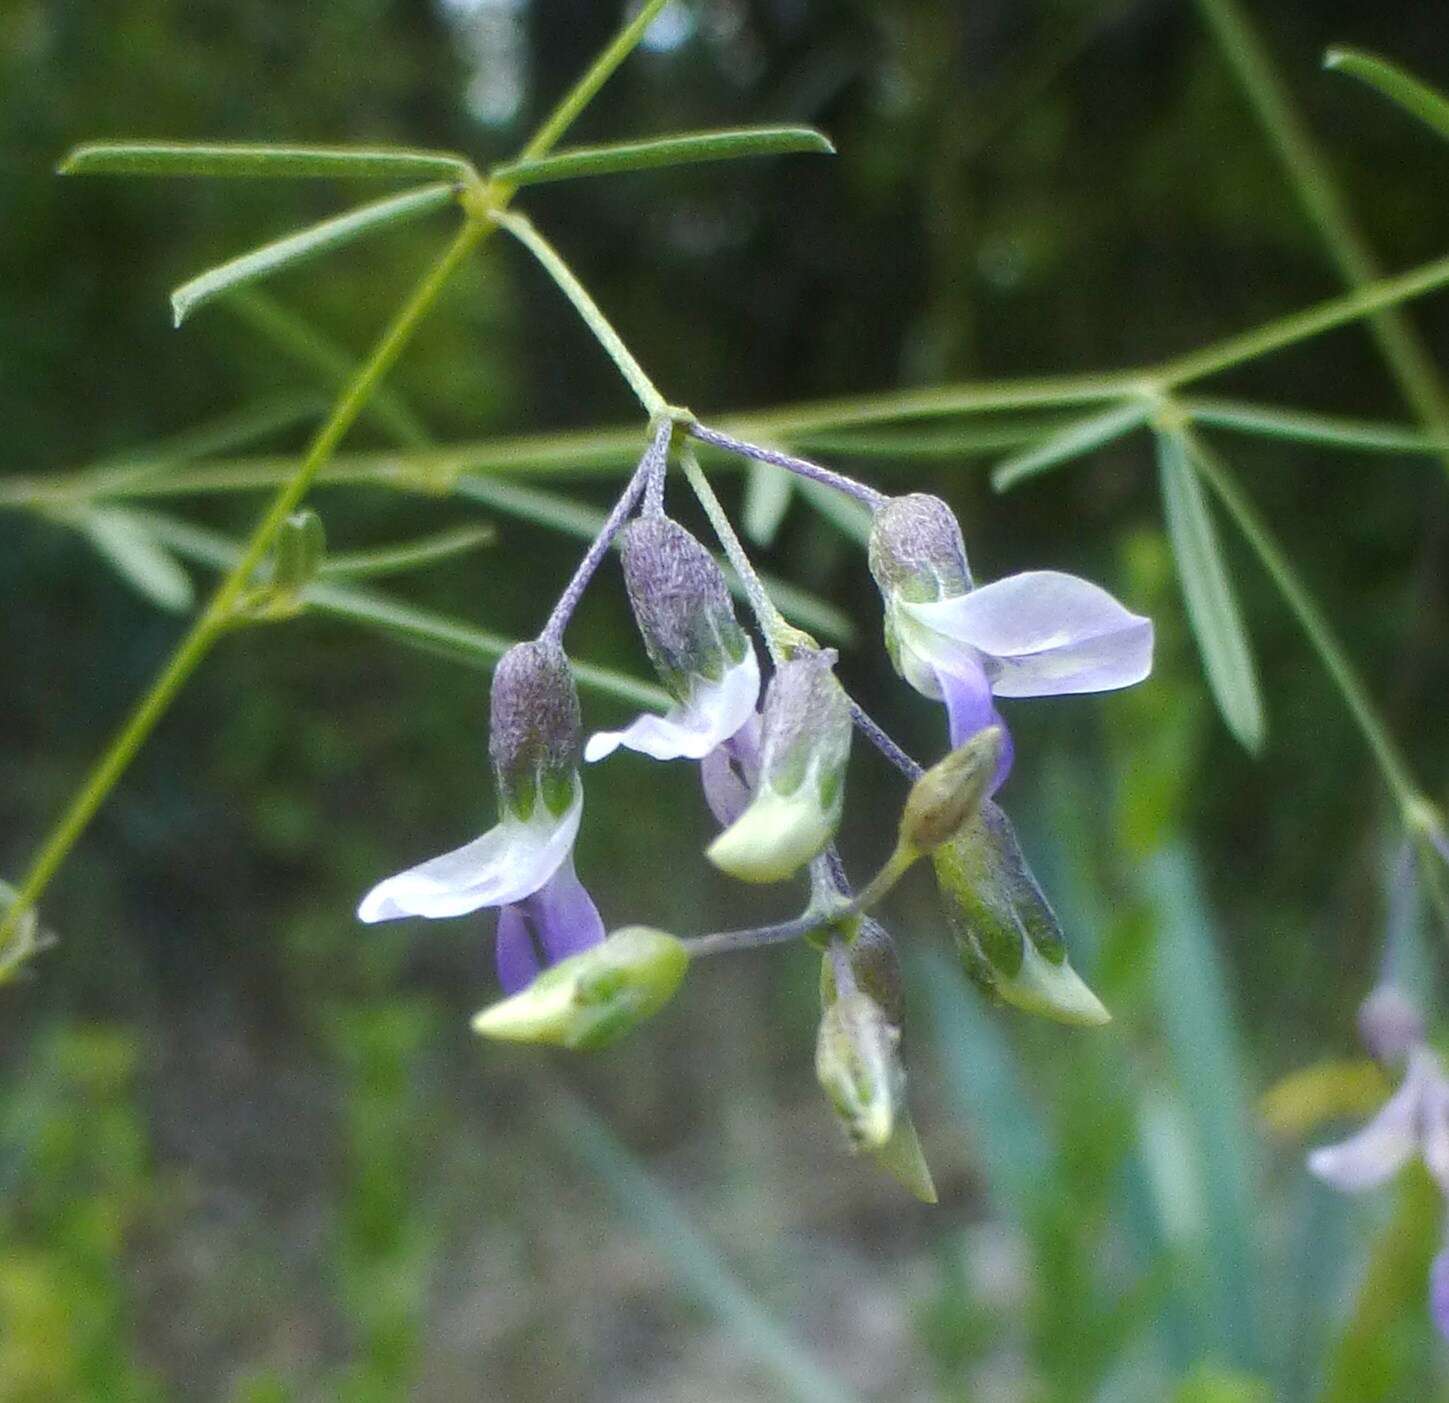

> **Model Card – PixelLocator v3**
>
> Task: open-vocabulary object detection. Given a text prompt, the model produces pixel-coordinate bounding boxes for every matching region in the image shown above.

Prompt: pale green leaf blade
[1185,397,1444,455]
[171,183,456,325]
[59,141,473,181]
[1156,431,1266,753]
[319,525,496,580]
[1325,47,1449,145]
[991,400,1150,491]
[495,125,833,186]
[80,508,195,613]
[742,459,794,546]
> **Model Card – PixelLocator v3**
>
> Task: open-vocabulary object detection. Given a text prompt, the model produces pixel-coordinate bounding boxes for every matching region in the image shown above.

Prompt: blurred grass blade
[1146,847,1263,1372]
[453,475,855,644]
[743,460,794,546]
[794,477,873,546]
[495,126,833,186]
[1157,430,1265,753]
[991,400,1149,491]
[319,525,495,580]
[1185,397,1445,456]
[140,511,669,710]
[917,950,1055,1222]
[550,1093,861,1403]
[172,183,456,325]
[1325,47,1449,145]
[59,140,473,181]
[796,420,1056,459]
[80,508,195,612]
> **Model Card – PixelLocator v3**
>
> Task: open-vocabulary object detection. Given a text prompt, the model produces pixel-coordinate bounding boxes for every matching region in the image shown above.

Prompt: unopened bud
[620,517,749,697]
[816,990,903,1151]
[1358,984,1424,1065]
[900,727,1003,855]
[471,926,689,1051]
[707,652,851,882]
[932,801,1109,1027]
[490,641,583,822]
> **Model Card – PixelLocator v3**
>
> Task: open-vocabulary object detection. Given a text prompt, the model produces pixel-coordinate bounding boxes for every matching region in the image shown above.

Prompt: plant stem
[539,419,671,645]
[491,208,668,416]
[687,424,888,508]
[685,911,828,958]
[1182,428,1426,817]
[679,444,796,662]
[0,217,485,945]
[846,697,924,781]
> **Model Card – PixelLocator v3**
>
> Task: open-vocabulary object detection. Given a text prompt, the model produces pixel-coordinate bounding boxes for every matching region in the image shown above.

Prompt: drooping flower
[584,516,762,818]
[1308,986,1449,1339]
[868,493,1153,791]
[357,640,605,993]
[708,650,852,883]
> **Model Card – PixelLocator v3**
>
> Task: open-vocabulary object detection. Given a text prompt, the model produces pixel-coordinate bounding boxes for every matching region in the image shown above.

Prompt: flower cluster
[357,418,1154,1194]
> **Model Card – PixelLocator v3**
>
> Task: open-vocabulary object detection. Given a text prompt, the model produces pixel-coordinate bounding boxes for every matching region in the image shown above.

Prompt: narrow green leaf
[795,420,1060,458]
[59,140,474,181]
[139,510,669,711]
[494,125,833,186]
[991,400,1150,491]
[1185,397,1446,456]
[80,508,195,613]
[742,459,794,546]
[319,525,496,580]
[1156,431,1266,753]
[794,476,873,546]
[272,509,326,593]
[1325,47,1449,145]
[171,183,456,325]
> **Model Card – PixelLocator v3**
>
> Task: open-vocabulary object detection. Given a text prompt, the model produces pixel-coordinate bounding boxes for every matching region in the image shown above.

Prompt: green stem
[491,208,669,416]
[679,445,796,662]
[1181,428,1426,816]
[0,217,485,945]
[1194,0,1449,482]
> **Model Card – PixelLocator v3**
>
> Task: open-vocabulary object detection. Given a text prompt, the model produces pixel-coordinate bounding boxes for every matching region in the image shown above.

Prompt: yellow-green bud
[816,990,903,1151]
[471,926,689,1051]
[899,726,1003,856]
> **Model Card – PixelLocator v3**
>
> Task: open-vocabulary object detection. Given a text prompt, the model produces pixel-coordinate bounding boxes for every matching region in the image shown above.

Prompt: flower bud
[820,917,905,1028]
[899,726,1003,856]
[1358,985,1424,1065]
[471,925,689,1051]
[489,641,583,822]
[932,801,1109,1027]
[816,990,903,1150]
[707,652,852,882]
[620,517,749,697]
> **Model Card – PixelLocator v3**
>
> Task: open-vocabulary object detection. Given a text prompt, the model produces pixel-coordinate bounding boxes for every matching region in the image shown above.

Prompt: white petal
[1306,1055,1430,1192]
[585,646,760,763]
[901,571,1153,697]
[357,785,582,923]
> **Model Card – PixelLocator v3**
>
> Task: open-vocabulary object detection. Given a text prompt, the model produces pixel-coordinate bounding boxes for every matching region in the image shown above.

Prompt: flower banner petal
[903,571,1153,697]
[357,786,582,923]
[1306,1067,1424,1192]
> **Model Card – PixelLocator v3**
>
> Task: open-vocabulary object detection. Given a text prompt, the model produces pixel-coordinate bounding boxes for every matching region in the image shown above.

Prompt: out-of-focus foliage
[3,1,1449,1398]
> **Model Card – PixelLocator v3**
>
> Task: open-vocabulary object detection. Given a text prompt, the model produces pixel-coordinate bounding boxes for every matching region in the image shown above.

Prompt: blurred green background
[3,1,1449,1398]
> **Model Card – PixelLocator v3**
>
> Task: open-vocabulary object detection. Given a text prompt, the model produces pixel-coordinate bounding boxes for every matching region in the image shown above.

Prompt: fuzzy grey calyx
[868,493,973,603]
[758,650,851,798]
[489,640,582,819]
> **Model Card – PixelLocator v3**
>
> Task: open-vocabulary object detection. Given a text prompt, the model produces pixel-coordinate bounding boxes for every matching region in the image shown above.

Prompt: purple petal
[700,716,761,827]
[522,855,605,964]
[1307,1061,1427,1192]
[1432,1247,1449,1341]
[903,571,1153,697]
[356,786,582,923]
[494,905,542,995]
[934,662,1015,795]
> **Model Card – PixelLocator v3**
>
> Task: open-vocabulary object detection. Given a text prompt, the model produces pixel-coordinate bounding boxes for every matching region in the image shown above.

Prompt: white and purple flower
[1308,986,1449,1338]
[584,515,763,823]
[357,639,605,994]
[868,493,1153,791]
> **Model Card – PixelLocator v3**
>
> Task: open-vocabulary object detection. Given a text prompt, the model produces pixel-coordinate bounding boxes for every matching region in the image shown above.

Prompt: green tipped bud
[932,801,1109,1028]
[708,652,851,883]
[900,726,1003,856]
[872,1108,938,1204]
[816,991,903,1150]
[471,926,689,1051]
[489,641,583,821]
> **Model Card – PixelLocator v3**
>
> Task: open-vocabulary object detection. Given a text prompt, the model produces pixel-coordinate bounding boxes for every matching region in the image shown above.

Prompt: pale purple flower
[1309,987,1449,1338]
[584,516,762,816]
[868,494,1153,792]
[357,640,605,994]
